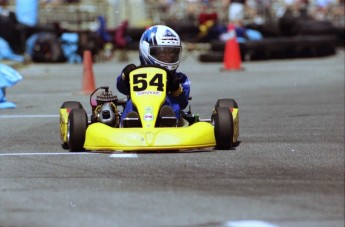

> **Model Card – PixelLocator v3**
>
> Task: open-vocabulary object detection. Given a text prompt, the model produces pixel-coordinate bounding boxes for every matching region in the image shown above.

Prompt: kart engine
[91,87,120,127]
[95,102,119,127]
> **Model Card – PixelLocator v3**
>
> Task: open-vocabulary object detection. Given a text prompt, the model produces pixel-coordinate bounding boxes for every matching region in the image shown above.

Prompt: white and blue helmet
[139,25,182,72]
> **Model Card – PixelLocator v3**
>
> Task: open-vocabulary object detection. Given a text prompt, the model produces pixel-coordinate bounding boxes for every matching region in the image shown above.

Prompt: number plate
[129,67,168,128]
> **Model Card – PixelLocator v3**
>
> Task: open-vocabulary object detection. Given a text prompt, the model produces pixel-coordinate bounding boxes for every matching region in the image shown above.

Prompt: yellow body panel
[232,108,239,143]
[84,122,216,151]
[129,67,167,128]
[59,108,69,143]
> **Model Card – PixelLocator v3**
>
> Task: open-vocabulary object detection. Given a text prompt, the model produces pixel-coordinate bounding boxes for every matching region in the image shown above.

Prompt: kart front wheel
[60,101,84,149]
[215,98,238,109]
[213,107,234,150]
[61,101,84,109]
[67,108,88,152]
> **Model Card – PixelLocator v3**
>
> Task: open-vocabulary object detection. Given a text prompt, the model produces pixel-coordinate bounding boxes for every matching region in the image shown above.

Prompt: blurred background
[0,0,344,64]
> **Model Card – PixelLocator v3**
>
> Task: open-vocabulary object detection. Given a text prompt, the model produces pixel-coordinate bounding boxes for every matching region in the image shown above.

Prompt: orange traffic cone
[222,24,242,71]
[82,50,96,94]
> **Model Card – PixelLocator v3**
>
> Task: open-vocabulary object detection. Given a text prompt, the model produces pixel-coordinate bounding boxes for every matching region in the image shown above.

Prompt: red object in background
[114,20,129,49]
[198,12,218,25]
[82,50,96,94]
[223,24,242,71]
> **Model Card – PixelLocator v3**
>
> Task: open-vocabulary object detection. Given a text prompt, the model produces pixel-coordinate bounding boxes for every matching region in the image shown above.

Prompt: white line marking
[0,152,95,156]
[0,114,59,119]
[109,154,138,158]
[226,220,277,227]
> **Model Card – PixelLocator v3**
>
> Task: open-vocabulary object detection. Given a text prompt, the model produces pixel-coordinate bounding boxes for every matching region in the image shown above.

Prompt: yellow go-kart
[59,66,239,152]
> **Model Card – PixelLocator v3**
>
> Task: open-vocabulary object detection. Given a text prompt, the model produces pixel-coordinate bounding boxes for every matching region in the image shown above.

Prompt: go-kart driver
[116,25,191,127]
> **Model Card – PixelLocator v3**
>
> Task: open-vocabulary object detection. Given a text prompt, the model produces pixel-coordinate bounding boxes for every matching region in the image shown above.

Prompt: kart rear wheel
[215,98,238,109]
[61,101,83,109]
[213,107,234,150]
[67,108,88,152]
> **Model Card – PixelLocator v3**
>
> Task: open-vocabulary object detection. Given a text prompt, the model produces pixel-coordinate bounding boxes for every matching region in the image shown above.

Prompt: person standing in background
[227,0,246,26]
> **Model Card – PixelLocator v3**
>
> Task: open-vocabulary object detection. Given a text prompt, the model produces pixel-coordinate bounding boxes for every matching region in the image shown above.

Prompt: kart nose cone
[84,122,216,151]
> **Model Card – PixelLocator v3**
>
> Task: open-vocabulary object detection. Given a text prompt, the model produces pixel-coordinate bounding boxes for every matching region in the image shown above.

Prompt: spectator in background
[256,0,272,23]
[313,0,335,20]
[195,3,223,42]
[227,0,246,26]
[114,20,130,61]
[0,0,7,7]
[0,0,26,62]
[298,0,310,18]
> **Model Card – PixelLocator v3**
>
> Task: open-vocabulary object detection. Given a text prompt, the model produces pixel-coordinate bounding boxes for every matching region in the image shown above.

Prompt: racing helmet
[139,25,182,71]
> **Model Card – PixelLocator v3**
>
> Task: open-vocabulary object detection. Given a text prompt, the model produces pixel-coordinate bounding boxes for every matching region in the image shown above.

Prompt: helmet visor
[149,46,181,64]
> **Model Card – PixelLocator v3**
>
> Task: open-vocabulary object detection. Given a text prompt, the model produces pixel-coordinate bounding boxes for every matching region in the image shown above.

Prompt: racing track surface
[0,50,344,227]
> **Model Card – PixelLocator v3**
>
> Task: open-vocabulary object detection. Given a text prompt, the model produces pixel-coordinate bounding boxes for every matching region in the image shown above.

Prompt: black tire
[198,52,224,62]
[60,101,84,149]
[68,109,88,152]
[215,98,238,109]
[60,101,83,109]
[213,107,234,150]
[210,40,226,52]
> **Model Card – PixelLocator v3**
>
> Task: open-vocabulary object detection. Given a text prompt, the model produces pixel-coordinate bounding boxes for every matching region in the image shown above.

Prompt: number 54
[132,73,165,92]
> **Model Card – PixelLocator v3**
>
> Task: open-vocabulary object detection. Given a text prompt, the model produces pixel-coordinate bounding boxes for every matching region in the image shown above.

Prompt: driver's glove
[168,78,183,97]
[121,64,136,87]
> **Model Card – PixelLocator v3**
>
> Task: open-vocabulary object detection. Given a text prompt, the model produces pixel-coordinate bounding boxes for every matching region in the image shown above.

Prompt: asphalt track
[0,49,344,227]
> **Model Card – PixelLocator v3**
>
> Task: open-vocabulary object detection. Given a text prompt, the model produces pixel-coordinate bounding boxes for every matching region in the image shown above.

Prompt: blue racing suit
[116,67,190,123]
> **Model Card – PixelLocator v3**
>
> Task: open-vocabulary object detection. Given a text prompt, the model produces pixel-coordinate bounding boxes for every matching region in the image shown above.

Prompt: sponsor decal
[136,91,162,96]
[144,106,154,121]
[144,113,154,121]
[162,29,178,41]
